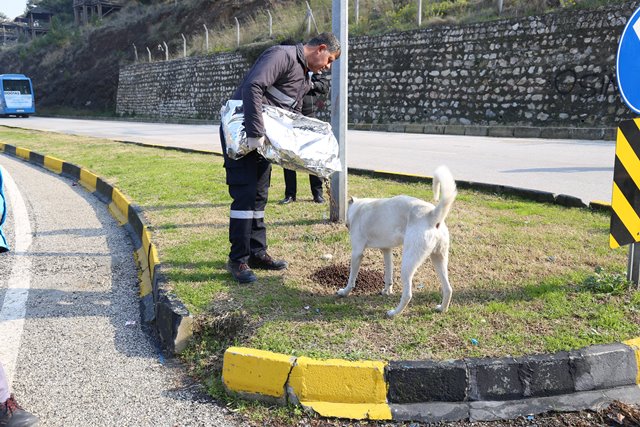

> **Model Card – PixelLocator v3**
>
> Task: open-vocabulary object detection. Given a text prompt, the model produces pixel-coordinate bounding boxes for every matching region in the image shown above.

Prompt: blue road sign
[618,6,640,114]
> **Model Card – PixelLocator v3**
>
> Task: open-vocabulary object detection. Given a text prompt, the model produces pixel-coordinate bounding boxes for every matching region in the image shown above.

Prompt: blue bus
[0,74,35,117]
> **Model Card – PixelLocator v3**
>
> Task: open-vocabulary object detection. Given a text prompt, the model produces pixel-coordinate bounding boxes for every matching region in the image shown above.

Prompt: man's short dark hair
[306,32,340,54]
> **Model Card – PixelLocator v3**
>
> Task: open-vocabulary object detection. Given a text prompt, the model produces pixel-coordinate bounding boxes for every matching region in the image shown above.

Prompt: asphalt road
[1,116,616,204]
[0,155,238,426]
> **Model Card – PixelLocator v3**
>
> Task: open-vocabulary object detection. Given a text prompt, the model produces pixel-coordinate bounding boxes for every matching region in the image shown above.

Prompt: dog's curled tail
[432,165,457,225]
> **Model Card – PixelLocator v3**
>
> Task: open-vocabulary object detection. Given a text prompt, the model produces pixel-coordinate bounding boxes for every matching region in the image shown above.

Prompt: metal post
[203,24,209,51]
[234,17,240,47]
[163,41,169,60]
[132,43,138,62]
[628,243,640,286]
[146,46,151,62]
[267,10,272,38]
[181,33,186,57]
[330,0,348,223]
[417,0,422,27]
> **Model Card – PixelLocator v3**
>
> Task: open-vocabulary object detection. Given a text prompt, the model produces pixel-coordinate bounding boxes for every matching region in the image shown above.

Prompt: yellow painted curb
[16,147,30,160]
[288,356,390,419]
[44,155,63,174]
[302,401,392,420]
[624,337,640,384]
[135,247,152,297]
[80,168,98,192]
[223,347,295,398]
[374,169,429,179]
[108,188,129,226]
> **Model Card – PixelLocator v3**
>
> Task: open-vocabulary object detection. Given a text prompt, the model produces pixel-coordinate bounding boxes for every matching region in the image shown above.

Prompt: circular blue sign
[618,6,640,114]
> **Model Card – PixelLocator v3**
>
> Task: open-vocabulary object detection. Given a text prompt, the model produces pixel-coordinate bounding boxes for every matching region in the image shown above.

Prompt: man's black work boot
[226,260,257,283]
[248,252,288,270]
[0,394,39,427]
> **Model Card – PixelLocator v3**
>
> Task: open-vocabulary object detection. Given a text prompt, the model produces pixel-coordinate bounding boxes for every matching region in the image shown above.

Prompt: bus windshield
[3,80,32,95]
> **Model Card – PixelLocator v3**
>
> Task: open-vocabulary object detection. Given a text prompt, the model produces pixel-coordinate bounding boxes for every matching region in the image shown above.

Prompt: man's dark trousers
[283,168,323,199]
[220,128,271,263]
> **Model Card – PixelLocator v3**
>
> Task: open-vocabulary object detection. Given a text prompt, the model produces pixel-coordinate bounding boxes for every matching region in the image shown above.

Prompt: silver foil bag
[220,100,342,179]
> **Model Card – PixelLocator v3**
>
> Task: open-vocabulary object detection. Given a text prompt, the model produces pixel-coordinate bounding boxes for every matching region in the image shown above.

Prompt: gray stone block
[444,125,466,135]
[388,123,406,132]
[555,194,588,208]
[468,357,523,401]
[391,402,470,423]
[464,126,489,136]
[155,290,193,355]
[141,292,155,323]
[513,127,541,138]
[423,124,446,135]
[488,127,515,137]
[569,128,605,140]
[387,360,468,403]
[517,352,574,398]
[570,343,638,391]
[540,127,571,139]
[405,123,425,133]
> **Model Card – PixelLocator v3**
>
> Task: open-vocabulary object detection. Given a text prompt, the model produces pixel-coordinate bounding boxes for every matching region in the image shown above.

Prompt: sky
[0,0,28,20]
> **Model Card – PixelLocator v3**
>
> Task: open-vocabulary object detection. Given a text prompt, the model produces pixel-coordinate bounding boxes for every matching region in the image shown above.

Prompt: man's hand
[247,136,265,150]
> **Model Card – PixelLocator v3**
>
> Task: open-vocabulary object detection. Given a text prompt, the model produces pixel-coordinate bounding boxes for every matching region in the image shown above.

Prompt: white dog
[337,165,457,318]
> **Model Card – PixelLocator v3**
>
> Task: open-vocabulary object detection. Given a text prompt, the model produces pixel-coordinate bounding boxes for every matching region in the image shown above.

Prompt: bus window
[3,80,32,95]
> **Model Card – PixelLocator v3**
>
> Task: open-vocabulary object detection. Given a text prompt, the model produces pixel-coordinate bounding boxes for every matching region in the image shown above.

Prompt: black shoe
[313,195,325,203]
[0,395,39,427]
[226,261,257,283]
[248,253,288,270]
[279,196,295,205]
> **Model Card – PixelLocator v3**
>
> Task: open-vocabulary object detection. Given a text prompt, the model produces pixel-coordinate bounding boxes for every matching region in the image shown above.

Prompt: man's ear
[348,196,355,205]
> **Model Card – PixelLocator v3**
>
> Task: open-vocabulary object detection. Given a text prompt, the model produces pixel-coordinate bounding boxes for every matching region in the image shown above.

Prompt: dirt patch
[311,263,385,295]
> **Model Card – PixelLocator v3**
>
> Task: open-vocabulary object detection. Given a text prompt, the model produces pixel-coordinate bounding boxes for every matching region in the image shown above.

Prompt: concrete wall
[116,1,637,128]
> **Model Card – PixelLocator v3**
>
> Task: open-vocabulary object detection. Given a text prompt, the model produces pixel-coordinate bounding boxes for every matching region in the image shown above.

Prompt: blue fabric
[0,168,9,252]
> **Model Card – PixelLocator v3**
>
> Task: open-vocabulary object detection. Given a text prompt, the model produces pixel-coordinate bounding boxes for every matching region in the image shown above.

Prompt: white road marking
[0,165,33,387]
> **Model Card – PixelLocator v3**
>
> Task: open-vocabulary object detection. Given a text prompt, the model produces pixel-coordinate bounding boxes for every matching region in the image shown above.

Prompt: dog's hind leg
[387,240,431,318]
[337,246,364,297]
[381,248,394,295]
[431,251,452,312]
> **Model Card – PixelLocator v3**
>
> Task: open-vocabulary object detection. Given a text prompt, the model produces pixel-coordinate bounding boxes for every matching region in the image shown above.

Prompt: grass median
[1,127,637,370]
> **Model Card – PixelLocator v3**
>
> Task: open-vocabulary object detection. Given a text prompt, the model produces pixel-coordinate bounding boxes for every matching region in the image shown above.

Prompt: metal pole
[267,10,272,38]
[417,0,422,27]
[628,242,640,286]
[203,24,209,51]
[330,0,348,223]
[163,41,168,60]
[146,46,151,62]
[235,17,240,47]
[181,33,186,57]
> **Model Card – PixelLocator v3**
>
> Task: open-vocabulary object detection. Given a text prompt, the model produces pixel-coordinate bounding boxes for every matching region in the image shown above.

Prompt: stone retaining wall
[116,2,638,128]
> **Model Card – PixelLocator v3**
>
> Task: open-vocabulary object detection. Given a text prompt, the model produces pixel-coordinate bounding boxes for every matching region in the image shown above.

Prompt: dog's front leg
[381,248,393,295]
[337,249,363,297]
